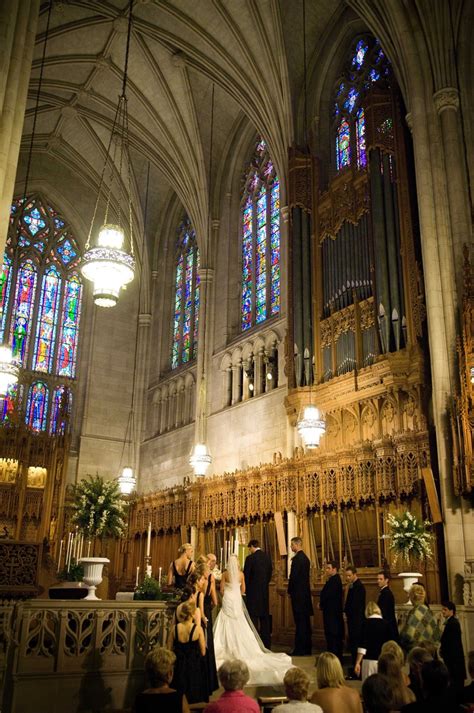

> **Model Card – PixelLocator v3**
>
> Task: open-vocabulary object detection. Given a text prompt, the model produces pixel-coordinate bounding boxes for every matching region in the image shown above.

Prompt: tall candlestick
[87,540,91,557]
[220,547,223,570]
[65,533,72,569]
[146,522,151,557]
[158,566,162,588]
[136,566,140,588]
[57,539,64,572]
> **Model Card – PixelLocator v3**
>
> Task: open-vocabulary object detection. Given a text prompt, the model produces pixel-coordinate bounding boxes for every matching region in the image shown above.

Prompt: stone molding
[433,87,460,114]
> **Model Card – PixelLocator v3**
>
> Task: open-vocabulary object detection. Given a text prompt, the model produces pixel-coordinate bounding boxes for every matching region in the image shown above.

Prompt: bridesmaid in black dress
[168,601,208,705]
[167,543,195,590]
[198,561,219,694]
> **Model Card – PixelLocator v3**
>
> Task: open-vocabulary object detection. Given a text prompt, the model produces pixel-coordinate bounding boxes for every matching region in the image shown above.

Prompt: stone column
[231,361,242,405]
[193,265,215,447]
[135,313,151,477]
[433,87,472,299]
[190,524,198,551]
[0,0,40,254]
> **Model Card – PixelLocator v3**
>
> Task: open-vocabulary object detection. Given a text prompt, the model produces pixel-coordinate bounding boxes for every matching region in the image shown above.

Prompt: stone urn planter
[79,557,110,600]
[398,572,422,603]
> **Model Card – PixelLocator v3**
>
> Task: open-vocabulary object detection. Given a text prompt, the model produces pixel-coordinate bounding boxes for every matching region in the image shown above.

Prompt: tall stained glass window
[171,217,200,369]
[241,138,280,331]
[0,194,82,431]
[334,36,391,172]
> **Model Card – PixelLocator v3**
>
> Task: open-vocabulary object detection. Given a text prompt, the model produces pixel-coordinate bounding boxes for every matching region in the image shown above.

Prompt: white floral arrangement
[71,474,127,539]
[383,510,433,565]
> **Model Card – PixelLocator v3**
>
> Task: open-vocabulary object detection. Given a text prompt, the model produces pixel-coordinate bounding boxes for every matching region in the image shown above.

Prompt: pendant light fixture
[81,0,135,307]
[189,84,216,477]
[296,0,326,450]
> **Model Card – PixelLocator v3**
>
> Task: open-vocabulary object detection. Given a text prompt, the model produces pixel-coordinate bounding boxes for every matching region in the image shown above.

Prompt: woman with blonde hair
[310,652,363,713]
[135,646,190,713]
[399,584,441,652]
[273,668,322,712]
[354,601,392,681]
[377,651,415,709]
[380,640,404,668]
[168,600,208,704]
[167,543,195,589]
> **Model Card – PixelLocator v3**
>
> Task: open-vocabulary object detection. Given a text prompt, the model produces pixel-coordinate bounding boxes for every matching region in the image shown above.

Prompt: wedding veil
[227,554,240,586]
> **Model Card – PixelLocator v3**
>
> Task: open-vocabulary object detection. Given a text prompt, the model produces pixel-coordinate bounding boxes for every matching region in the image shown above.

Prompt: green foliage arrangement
[383,510,433,565]
[71,474,127,539]
[58,562,84,582]
[134,576,176,601]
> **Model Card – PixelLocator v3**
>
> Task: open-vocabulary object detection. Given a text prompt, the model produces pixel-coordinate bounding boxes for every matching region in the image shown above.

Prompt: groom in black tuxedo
[243,539,273,648]
[288,536,313,655]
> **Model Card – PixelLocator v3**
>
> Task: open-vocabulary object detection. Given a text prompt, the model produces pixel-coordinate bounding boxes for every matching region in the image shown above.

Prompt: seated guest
[362,673,394,713]
[310,652,363,713]
[459,651,474,706]
[135,647,190,713]
[406,647,433,702]
[377,652,415,709]
[168,601,208,705]
[380,640,405,669]
[401,659,459,713]
[354,601,392,681]
[204,659,259,713]
[399,585,441,653]
[440,600,466,693]
[273,667,323,712]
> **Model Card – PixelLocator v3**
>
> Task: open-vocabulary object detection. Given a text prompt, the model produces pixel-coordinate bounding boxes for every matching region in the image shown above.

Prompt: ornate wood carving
[318,169,369,241]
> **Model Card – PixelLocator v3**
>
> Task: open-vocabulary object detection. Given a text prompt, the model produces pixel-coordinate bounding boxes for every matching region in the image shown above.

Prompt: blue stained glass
[356,108,367,169]
[50,385,71,434]
[57,238,77,265]
[344,87,359,113]
[33,265,61,373]
[0,254,13,343]
[24,207,46,236]
[26,381,48,431]
[57,274,82,378]
[171,220,199,368]
[370,68,380,82]
[352,40,368,68]
[1,383,18,422]
[54,217,65,230]
[10,259,37,365]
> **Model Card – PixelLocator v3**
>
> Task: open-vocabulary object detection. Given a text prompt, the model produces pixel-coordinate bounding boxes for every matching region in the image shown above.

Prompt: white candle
[146,522,152,557]
[146,564,152,578]
[158,566,162,583]
[136,566,140,587]
[234,532,239,555]
[87,540,91,557]
[220,547,223,569]
[65,532,72,567]
[57,539,64,572]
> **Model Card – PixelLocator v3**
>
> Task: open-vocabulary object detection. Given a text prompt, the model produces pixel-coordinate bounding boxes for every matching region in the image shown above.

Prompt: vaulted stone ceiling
[21,0,349,266]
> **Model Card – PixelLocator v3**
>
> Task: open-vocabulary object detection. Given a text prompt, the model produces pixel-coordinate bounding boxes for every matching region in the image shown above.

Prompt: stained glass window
[171,218,200,369]
[336,120,351,170]
[0,194,82,431]
[26,381,48,431]
[356,108,367,169]
[334,36,391,172]
[241,138,280,331]
[50,385,72,434]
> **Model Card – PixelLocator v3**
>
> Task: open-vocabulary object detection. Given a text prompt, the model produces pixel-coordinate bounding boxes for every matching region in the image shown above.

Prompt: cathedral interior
[0,0,473,669]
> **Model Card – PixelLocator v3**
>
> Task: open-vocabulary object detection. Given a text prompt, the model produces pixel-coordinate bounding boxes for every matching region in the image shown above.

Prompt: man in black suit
[376,571,399,641]
[243,538,273,648]
[344,564,366,677]
[440,601,466,693]
[319,561,344,663]
[288,536,313,655]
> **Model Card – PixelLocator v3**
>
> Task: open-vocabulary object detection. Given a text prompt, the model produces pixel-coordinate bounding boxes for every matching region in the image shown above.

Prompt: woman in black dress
[134,646,190,713]
[168,601,208,705]
[167,543,195,589]
[194,562,219,694]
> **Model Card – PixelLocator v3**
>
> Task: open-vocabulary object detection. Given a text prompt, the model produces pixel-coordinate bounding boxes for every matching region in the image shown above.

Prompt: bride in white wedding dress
[213,554,293,685]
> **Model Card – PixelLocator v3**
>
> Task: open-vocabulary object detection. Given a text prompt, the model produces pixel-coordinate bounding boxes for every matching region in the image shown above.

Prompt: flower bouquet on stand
[383,510,434,601]
[71,474,127,600]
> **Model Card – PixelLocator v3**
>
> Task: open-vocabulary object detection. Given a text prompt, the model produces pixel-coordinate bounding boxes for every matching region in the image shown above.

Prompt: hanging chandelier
[81,2,135,307]
[0,345,20,398]
[189,442,212,477]
[118,465,136,495]
[297,405,326,449]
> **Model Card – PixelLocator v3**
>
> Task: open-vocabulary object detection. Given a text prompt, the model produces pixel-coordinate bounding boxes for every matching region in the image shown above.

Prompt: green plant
[58,562,84,582]
[383,510,433,565]
[134,576,176,601]
[71,474,127,539]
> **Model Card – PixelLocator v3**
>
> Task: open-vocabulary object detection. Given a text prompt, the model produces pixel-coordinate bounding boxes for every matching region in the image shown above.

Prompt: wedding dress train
[213,556,292,685]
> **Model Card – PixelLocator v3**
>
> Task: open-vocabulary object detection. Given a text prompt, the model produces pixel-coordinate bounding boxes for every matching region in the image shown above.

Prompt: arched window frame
[240,138,280,332]
[0,194,82,432]
[171,217,200,370]
[333,37,391,173]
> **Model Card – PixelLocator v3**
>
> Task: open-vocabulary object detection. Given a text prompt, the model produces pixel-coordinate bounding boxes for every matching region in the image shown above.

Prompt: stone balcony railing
[1,599,175,713]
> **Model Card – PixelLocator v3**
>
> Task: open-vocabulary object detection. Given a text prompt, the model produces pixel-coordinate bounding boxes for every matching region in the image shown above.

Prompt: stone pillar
[190,524,198,551]
[0,0,40,254]
[193,265,215,447]
[231,361,242,405]
[287,510,297,578]
[433,87,472,299]
[135,313,151,476]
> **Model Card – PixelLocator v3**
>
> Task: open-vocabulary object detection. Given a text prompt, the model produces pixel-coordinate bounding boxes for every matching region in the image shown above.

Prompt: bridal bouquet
[71,474,127,539]
[383,510,433,565]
